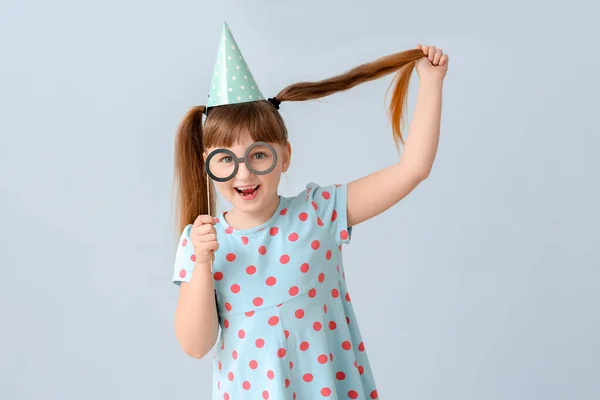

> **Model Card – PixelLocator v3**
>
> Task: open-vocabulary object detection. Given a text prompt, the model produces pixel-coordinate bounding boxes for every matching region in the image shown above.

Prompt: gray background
[1,0,598,399]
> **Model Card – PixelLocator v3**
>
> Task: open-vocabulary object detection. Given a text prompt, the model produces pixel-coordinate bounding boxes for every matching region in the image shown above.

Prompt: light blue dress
[173,182,379,399]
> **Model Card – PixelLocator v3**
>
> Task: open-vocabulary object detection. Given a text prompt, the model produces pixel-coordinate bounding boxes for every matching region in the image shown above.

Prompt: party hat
[206,22,265,108]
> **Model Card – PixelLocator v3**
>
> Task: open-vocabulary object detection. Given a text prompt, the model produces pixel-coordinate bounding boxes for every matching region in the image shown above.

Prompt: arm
[347,76,444,227]
[174,262,220,359]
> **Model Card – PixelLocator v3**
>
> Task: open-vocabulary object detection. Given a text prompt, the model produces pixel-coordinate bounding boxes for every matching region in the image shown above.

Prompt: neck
[225,194,280,230]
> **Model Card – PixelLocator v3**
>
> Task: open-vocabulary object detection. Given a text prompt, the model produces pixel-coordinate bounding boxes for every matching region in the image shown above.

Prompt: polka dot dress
[173,182,379,399]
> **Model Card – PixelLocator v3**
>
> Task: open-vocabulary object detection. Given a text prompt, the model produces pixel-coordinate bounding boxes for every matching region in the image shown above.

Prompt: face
[204,131,291,214]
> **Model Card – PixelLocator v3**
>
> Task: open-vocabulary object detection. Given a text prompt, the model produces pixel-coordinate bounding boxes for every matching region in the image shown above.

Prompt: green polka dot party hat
[206,22,265,108]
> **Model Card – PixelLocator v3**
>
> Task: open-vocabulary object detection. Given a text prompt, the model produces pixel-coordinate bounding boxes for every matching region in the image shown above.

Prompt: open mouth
[235,185,260,198]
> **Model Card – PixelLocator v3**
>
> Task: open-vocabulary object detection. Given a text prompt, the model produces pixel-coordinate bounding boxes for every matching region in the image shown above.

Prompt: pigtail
[173,105,216,234]
[274,48,426,150]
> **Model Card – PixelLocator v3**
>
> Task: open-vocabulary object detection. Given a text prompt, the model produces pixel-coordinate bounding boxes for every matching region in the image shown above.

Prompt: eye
[252,152,267,160]
[220,156,233,163]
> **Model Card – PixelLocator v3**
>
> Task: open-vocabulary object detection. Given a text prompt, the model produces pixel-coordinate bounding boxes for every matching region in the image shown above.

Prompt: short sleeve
[172,224,196,286]
[305,182,352,246]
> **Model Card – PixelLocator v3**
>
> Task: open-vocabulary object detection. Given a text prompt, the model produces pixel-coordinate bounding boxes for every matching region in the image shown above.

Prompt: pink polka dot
[225,226,233,234]
[329,321,337,330]
[311,240,320,250]
[299,341,310,351]
[181,239,187,246]
[300,263,310,273]
[303,373,313,382]
[268,316,279,326]
[331,210,338,222]
[284,329,290,339]
[224,393,229,400]
[286,379,291,388]
[190,254,196,262]
[299,212,308,221]
[326,250,332,260]
[336,371,346,380]
[218,361,222,370]
[370,390,379,399]
[242,381,251,390]
[308,288,317,298]
[289,286,299,296]
[280,208,288,215]
[267,370,274,379]
[245,310,255,317]
[317,217,324,226]
[280,254,290,264]
[214,272,224,281]
[346,292,351,302]
[249,360,258,369]
[226,253,236,262]
[324,304,328,313]
[318,354,328,364]
[225,302,232,311]
[359,342,365,351]
[289,361,293,370]
[312,201,318,210]
[262,391,269,399]
[270,227,279,236]
[321,387,332,396]
[258,245,267,255]
[179,270,186,279]
[232,350,238,360]
[266,276,277,286]
[340,229,349,240]
[349,390,359,399]
[253,297,263,306]
[347,316,351,324]
[322,191,331,200]
[228,372,234,381]
[238,329,245,339]
[255,338,265,348]
[313,321,322,331]
[277,348,286,358]
[241,236,249,245]
[342,341,351,350]
[295,309,305,319]
[288,232,299,241]
[246,265,256,275]
[224,319,229,328]
[318,273,325,283]
[358,365,365,375]
[230,284,240,294]
[332,288,340,298]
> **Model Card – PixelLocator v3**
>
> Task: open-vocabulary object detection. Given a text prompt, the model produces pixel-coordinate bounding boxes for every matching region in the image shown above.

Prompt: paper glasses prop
[205,141,278,182]
[204,141,278,271]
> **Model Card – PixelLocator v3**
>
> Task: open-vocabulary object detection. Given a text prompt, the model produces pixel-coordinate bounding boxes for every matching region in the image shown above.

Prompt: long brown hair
[173,48,425,234]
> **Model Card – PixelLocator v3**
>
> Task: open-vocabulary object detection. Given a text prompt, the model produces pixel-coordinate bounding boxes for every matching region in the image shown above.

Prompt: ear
[281,142,292,172]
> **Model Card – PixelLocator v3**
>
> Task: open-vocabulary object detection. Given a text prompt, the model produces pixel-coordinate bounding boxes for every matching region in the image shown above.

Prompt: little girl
[171,22,448,400]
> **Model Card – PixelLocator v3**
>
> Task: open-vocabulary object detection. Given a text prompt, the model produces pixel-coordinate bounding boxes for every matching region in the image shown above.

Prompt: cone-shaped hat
[206,22,265,108]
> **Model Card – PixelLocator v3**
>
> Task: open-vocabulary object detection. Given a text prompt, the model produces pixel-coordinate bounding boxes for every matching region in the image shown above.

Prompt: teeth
[236,185,258,190]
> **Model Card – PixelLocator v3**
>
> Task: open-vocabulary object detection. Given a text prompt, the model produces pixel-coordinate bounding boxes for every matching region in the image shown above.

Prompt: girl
[172,23,448,400]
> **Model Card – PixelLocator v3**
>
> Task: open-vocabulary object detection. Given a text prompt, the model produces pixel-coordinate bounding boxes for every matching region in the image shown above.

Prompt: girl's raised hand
[415,44,449,81]
[190,215,219,266]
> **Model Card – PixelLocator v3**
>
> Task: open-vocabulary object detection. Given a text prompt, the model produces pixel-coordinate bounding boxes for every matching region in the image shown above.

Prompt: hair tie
[267,97,281,110]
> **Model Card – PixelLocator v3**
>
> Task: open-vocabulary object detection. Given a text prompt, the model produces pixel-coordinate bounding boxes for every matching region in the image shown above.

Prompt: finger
[420,44,430,55]
[198,233,217,243]
[195,224,216,235]
[428,46,437,61]
[433,49,443,65]
[439,54,449,66]
[194,214,216,226]
[416,43,422,50]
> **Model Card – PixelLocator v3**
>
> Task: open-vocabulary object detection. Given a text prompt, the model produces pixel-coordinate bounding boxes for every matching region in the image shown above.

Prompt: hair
[173,48,426,234]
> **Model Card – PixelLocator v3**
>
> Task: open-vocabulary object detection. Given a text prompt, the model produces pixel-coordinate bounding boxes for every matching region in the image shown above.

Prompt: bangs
[203,101,287,149]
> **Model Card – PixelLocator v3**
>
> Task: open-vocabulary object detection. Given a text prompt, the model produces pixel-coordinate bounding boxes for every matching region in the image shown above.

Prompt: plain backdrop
[1,0,598,399]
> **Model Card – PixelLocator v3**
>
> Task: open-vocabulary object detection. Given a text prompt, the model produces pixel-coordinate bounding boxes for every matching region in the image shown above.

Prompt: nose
[236,161,253,179]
